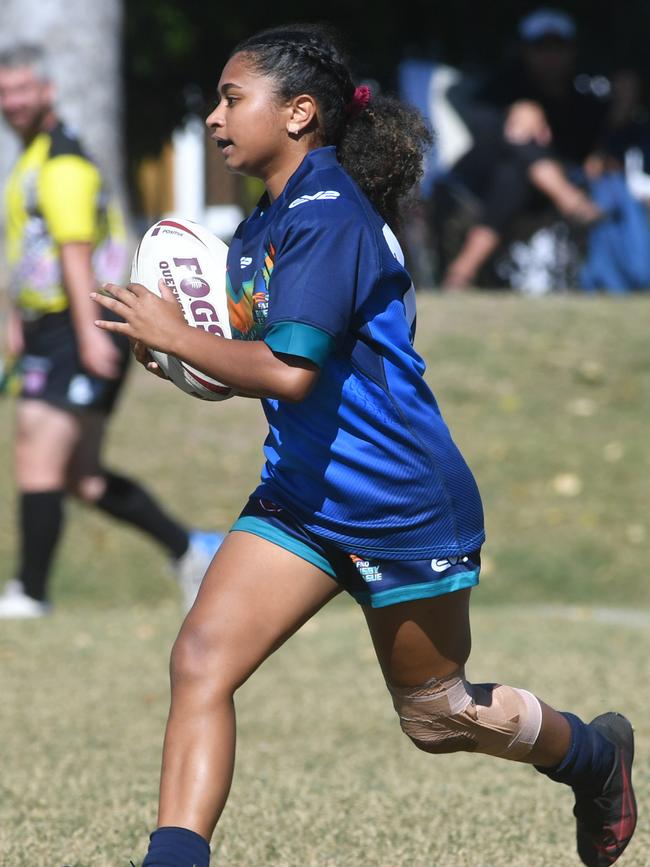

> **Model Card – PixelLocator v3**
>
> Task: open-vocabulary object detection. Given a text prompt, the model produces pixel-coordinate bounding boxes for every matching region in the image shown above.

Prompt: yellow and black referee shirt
[4,120,127,319]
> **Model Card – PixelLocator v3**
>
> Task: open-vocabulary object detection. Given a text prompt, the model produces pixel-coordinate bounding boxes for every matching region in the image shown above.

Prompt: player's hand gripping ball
[130,218,234,400]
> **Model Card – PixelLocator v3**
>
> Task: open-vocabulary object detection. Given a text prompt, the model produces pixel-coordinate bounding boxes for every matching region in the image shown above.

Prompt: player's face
[206,53,297,181]
[0,64,53,139]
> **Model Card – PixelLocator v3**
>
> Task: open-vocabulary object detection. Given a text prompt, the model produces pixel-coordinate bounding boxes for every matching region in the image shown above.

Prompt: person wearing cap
[441,7,608,289]
[519,6,576,40]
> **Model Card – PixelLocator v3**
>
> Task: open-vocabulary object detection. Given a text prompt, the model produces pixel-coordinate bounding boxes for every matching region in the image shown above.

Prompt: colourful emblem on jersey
[226,242,274,340]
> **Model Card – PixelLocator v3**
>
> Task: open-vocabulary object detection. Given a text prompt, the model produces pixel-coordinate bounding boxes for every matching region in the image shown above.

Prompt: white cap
[519,8,576,42]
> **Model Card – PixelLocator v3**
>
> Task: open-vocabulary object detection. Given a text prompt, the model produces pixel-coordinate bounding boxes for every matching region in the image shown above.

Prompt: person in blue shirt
[93,24,636,867]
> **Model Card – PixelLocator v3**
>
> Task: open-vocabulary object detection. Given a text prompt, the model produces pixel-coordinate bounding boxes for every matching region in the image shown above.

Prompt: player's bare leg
[15,398,82,490]
[364,589,636,864]
[363,588,570,766]
[156,532,341,839]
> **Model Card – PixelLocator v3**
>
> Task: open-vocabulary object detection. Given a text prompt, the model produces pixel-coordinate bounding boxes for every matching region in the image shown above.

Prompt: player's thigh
[15,398,82,489]
[176,530,342,691]
[363,588,472,687]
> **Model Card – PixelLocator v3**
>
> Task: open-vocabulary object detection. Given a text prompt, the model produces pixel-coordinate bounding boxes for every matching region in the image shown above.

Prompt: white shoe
[0,580,50,619]
[172,531,224,611]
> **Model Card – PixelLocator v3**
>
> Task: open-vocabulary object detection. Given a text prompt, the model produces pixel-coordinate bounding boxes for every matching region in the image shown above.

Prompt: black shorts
[19,310,131,415]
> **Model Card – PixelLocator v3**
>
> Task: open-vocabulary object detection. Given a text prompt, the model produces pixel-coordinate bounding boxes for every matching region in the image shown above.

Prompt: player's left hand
[91,280,186,354]
[132,339,169,379]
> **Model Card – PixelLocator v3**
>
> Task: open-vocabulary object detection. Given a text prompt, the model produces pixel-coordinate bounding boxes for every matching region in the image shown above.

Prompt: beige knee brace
[389,669,543,761]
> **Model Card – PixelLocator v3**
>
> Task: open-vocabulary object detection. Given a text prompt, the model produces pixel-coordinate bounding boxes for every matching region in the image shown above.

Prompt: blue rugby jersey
[226,146,484,558]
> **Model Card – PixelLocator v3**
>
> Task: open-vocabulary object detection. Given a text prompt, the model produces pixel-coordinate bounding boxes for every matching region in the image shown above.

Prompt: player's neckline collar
[254,147,339,218]
[284,146,338,192]
[280,146,339,202]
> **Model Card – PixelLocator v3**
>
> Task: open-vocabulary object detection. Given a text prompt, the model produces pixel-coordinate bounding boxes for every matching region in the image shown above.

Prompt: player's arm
[175,331,319,402]
[40,154,121,379]
[93,281,319,402]
[6,305,24,357]
[94,210,361,400]
[60,242,122,379]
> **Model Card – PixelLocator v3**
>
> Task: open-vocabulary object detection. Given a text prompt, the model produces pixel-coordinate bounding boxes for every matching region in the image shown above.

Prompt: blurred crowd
[400,7,650,294]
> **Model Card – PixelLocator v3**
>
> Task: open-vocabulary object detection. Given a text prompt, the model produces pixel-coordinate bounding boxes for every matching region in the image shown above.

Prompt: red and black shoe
[573,712,637,866]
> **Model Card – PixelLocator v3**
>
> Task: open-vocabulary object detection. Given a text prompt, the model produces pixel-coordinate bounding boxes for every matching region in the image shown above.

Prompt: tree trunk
[0,0,125,211]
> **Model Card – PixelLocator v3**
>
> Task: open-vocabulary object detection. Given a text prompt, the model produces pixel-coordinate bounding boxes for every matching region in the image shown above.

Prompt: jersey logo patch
[240,257,252,268]
[288,190,340,209]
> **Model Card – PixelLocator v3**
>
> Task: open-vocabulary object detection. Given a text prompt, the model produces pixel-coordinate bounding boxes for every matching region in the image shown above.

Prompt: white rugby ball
[130,217,234,400]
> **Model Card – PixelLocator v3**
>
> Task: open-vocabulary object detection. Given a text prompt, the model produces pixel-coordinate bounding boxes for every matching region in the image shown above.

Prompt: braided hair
[232,24,432,226]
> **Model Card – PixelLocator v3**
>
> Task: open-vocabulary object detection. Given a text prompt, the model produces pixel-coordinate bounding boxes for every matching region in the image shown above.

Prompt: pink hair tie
[345,84,371,117]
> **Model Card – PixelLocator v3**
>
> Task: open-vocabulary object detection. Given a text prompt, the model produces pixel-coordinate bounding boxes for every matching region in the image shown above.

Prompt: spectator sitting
[439,7,608,290]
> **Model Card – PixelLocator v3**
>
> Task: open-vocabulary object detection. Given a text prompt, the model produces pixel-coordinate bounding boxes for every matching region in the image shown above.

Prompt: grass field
[0,294,648,866]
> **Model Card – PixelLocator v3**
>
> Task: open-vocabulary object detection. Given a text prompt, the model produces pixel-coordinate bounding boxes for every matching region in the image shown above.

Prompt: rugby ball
[130,217,234,400]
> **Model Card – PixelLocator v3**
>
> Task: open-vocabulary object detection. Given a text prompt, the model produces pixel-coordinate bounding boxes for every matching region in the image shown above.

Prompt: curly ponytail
[232,24,432,225]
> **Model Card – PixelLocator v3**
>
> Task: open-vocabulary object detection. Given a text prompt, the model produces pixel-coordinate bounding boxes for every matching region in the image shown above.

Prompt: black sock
[94,471,189,558]
[18,490,65,602]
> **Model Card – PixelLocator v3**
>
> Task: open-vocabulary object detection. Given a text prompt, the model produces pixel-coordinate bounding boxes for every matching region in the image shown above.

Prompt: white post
[171,115,205,221]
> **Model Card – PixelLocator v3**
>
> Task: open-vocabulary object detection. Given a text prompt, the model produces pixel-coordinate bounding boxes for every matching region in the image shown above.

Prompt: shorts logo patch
[350,554,383,583]
[430,556,469,573]
[23,371,47,395]
[67,374,95,405]
[258,498,282,513]
[23,369,47,395]
[288,190,340,209]
[21,355,50,396]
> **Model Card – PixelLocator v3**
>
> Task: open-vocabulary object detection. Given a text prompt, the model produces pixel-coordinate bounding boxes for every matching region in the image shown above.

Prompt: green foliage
[123,0,650,160]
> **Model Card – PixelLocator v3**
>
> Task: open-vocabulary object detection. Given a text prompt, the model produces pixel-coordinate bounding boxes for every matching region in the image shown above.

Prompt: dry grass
[0,603,647,866]
[0,293,647,865]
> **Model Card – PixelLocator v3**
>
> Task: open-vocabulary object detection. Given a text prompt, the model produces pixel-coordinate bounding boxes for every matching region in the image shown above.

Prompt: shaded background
[123,0,650,160]
[2,0,650,214]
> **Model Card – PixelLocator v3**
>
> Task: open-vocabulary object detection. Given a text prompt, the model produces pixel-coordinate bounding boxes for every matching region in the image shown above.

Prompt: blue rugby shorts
[231,496,481,608]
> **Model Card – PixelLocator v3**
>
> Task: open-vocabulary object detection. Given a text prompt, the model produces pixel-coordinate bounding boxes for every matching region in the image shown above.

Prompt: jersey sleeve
[38,155,102,245]
[264,206,378,365]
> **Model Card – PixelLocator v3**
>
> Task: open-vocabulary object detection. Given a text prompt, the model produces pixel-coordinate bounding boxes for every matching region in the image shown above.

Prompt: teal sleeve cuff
[264,321,335,366]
